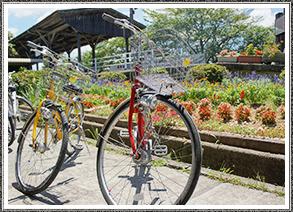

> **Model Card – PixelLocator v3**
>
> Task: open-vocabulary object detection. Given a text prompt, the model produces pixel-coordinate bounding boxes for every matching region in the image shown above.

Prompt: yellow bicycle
[15,41,80,195]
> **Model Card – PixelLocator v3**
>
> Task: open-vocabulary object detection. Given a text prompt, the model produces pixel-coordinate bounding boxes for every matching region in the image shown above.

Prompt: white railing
[94,49,205,73]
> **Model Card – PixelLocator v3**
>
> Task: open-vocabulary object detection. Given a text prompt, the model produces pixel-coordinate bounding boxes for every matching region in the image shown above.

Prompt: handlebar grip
[102,13,116,24]
[27,41,41,49]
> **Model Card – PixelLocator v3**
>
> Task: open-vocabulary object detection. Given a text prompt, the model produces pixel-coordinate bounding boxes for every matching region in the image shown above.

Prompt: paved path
[7,137,285,206]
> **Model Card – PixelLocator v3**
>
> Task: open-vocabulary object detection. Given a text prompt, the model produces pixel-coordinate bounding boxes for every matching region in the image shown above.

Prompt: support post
[90,43,97,72]
[77,33,81,63]
[67,51,71,61]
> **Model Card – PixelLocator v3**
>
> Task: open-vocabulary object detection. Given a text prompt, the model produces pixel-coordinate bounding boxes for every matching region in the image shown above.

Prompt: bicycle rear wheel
[97,94,202,205]
[15,104,68,195]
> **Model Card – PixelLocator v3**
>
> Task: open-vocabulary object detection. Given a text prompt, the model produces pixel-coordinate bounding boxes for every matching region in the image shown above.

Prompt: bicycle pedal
[119,129,129,137]
[154,145,168,156]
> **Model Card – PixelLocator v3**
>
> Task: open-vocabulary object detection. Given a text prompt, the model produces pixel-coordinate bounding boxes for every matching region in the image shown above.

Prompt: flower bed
[12,68,285,139]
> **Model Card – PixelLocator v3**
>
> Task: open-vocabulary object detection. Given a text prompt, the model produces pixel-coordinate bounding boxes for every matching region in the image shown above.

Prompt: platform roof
[10,8,145,58]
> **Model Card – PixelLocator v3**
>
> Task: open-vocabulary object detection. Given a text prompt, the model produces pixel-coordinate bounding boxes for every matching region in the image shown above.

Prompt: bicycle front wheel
[66,101,84,156]
[15,104,68,195]
[16,95,34,130]
[97,94,202,205]
[8,116,15,146]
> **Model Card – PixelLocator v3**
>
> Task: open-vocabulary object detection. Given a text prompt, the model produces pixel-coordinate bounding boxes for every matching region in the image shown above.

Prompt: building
[274,10,285,52]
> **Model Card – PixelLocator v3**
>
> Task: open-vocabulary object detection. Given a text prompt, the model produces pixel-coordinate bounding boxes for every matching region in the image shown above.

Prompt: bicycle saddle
[62,84,83,95]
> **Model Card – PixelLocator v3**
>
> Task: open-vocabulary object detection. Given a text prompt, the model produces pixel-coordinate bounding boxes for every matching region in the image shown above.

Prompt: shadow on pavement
[59,149,83,172]
[8,148,13,154]
[10,177,76,205]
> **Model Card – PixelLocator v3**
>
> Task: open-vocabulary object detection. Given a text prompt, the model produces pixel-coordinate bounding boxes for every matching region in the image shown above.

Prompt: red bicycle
[96,13,202,205]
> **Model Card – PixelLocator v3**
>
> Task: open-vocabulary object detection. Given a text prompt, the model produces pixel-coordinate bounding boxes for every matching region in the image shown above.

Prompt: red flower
[240,90,245,100]
[152,115,161,123]
[255,50,263,56]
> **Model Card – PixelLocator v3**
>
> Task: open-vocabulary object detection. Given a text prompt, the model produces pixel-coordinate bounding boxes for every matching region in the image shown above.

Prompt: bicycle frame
[32,79,62,147]
[64,96,82,135]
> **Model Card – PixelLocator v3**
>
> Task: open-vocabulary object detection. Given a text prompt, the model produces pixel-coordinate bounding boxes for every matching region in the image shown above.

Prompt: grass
[197,118,285,139]
[205,169,285,197]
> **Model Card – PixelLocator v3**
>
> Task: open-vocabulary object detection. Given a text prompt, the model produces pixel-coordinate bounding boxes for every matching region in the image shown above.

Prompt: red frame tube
[128,65,145,156]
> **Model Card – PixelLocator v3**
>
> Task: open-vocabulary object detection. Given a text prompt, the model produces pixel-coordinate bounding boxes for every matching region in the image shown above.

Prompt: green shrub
[262,43,284,64]
[187,64,228,83]
[99,71,126,81]
[279,69,285,80]
[149,67,168,74]
[11,69,48,94]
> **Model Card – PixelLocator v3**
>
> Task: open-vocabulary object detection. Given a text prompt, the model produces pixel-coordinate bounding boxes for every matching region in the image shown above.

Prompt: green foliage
[82,37,126,68]
[149,67,168,74]
[187,64,228,83]
[99,71,127,81]
[239,25,275,51]
[279,69,285,81]
[180,78,284,108]
[262,43,284,64]
[245,44,256,56]
[11,68,48,94]
[8,31,18,57]
[84,83,130,101]
[145,8,254,62]
[11,69,49,106]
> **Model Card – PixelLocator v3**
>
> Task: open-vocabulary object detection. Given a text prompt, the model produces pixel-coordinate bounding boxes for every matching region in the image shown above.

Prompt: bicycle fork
[128,81,143,158]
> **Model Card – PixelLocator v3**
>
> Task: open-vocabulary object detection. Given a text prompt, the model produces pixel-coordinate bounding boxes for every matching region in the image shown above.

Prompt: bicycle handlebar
[27,41,42,49]
[102,13,116,24]
[102,13,139,34]
[27,41,58,61]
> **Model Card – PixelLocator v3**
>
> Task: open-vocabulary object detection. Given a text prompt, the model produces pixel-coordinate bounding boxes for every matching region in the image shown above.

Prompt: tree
[144,8,272,62]
[82,37,126,68]
[8,31,18,57]
[238,25,275,51]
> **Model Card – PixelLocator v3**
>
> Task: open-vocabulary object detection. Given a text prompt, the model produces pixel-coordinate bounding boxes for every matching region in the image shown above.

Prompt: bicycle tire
[66,101,84,156]
[8,116,15,146]
[96,94,202,205]
[15,104,68,195]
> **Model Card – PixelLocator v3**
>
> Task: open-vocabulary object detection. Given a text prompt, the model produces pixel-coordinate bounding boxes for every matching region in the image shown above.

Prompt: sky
[7,7,284,60]
[8,7,284,37]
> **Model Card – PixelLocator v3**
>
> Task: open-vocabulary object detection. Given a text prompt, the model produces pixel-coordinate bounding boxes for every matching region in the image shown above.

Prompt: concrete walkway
[7,138,285,207]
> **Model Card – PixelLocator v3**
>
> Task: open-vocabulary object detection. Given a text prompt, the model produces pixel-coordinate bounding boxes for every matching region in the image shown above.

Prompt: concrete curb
[84,114,285,154]
[82,118,285,186]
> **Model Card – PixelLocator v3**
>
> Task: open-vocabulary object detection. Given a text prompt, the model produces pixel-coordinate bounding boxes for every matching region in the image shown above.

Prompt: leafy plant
[242,43,262,56]
[278,105,285,119]
[217,102,233,122]
[235,104,251,123]
[260,108,276,126]
[262,43,284,63]
[198,98,212,121]
[255,106,269,120]
[187,64,229,83]
[99,71,127,82]
[279,69,285,81]
[180,101,196,115]
[149,67,168,74]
